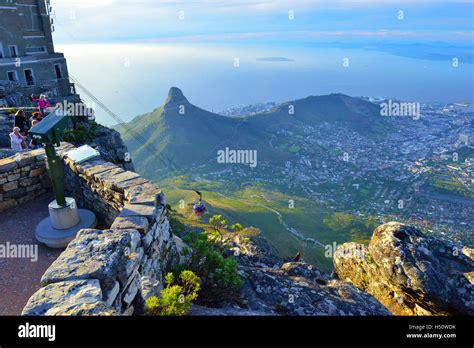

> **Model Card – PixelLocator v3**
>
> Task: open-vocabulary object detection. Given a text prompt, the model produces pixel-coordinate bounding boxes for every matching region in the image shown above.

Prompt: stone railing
[22,143,188,316]
[59,142,136,226]
[0,149,51,212]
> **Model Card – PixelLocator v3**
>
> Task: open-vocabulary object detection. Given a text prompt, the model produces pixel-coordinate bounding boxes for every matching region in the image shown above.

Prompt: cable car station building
[0,0,76,97]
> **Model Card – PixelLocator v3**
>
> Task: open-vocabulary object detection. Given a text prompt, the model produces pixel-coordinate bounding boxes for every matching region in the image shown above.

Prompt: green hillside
[248,93,386,135]
[119,88,386,180]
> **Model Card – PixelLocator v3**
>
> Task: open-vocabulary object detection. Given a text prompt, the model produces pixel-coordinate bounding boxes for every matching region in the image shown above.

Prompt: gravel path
[0,194,62,315]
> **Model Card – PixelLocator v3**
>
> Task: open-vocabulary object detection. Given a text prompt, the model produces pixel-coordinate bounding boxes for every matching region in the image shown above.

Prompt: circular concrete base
[36,209,97,249]
[49,198,81,230]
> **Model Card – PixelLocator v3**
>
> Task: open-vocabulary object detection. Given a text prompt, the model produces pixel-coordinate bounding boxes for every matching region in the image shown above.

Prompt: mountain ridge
[119,87,387,180]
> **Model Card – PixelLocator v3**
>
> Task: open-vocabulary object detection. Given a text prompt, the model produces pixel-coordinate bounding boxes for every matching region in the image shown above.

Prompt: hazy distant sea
[57,43,474,126]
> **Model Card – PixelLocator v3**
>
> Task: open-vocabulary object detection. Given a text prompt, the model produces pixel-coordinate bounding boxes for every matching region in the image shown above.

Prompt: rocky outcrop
[230,238,391,316]
[0,81,32,111]
[333,222,474,316]
[90,124,134,171]
[165,87,188,107]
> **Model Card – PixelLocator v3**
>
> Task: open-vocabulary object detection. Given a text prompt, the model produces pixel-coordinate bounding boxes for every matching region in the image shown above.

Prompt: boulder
[40,229,133,291]
[334,222,474,315]
[22,279,116,316]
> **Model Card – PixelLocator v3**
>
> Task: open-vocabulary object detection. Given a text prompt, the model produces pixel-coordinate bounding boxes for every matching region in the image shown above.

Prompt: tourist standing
[10,127,25,152]
[30,94,51,116]
[14,110,28,136]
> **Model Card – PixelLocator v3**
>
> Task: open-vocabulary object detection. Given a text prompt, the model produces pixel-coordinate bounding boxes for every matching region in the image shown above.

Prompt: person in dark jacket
[14,110,28,136]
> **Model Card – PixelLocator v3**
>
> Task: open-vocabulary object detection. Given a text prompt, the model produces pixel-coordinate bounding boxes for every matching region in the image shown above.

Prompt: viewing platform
[0,193,61,315]
[0,145,187,316]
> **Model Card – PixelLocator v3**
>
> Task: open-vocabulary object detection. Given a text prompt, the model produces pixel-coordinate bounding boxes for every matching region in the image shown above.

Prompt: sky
[49,0,474,125]
[51,0,474,45]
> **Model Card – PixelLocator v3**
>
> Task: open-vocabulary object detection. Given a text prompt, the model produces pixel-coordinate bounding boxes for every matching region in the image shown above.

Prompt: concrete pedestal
[49,198,81,230]
[36,198,97,249]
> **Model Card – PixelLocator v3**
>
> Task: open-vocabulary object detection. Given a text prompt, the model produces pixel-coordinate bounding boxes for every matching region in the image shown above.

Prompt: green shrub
[181,215,260,292]
[146,270,200,316]
[211,257,243,289]
[205,215,260,252]
[183,231,243,290]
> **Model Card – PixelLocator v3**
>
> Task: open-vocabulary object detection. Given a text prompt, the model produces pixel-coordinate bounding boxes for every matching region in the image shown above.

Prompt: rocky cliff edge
[333,222,474,316]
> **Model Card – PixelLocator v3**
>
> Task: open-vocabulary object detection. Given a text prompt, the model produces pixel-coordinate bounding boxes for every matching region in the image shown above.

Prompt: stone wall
[22,143,188,316]
[59,143,129,226]
[58,143,138,226]
[0,149,51,212]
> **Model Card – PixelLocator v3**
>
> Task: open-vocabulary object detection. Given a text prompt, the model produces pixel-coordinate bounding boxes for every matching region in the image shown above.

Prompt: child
[10,127,25,152]
[29,120,42,149]
[30,94,51,116]
[30,111,43,126]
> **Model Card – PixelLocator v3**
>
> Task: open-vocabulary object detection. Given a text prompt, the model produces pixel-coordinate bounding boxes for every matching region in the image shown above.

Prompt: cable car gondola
[193,191,207,215]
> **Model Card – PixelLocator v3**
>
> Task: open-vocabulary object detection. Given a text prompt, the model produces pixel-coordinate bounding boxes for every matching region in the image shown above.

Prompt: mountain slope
[119,88,386,180]
[119,87,274,177]
[248,93,385,134]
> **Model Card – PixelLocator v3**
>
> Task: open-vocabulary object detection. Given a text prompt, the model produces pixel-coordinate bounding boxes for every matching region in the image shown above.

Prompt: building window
[9,45,18,58]
[7,71,19,82]
[26,47,47,55]
[0,43,4,59]
[24,69,35,86]
[54,64,62,79]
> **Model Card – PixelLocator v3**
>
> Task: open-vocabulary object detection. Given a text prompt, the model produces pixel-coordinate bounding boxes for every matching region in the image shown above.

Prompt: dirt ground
[0,194,62,315]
